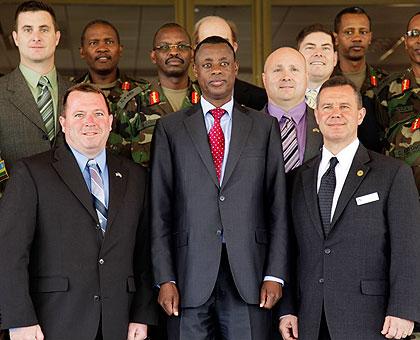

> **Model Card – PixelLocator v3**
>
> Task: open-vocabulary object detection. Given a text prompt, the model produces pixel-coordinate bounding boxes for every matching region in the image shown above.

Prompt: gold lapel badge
[115,172,122,178]
[357,170,364,177]
[312,128,320,133]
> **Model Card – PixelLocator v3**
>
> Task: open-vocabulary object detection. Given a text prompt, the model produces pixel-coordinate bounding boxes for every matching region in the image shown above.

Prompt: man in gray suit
[278,76,420,340]
[151,36,289,339]
[0,1,71,178]
[262,47,322,173]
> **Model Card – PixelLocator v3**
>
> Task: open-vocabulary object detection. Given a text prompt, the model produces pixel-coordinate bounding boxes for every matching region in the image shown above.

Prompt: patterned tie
[37,76,55,141]
[87,160,108,233]
[281,116,300,173]
[305,88,318,109]
[208,108,226,182]
[318,157,339,237]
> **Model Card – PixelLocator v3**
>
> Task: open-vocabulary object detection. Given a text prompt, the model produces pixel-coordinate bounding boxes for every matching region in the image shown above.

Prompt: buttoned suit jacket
[0,143,158,340]
[0,67,72,169]
[279,144,420,339]
[263,104,322,164]
[150,102,289,308]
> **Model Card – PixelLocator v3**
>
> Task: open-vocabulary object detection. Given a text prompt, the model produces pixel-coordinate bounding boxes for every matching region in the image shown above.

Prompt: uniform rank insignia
[149,91,160,105]
[191,91,199,104]
[411,117,420,132]
[401,79,410,93]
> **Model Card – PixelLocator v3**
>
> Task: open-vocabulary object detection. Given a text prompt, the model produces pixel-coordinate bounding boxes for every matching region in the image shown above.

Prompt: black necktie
[318,157,339,237]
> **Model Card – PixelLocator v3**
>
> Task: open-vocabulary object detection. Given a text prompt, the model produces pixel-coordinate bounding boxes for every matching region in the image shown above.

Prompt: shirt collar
[267,100,306,125]
[320,138,359,170]
[19,63,57,90]
[69,146,107,174]
[200,96,234,119]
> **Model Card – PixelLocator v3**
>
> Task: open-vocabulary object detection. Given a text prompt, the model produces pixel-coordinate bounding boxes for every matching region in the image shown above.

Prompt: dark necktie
[208,108,226,182]
[318,157,339,237]
[37,76,55,141]
[87,160,108,233]
[281,116,299,173]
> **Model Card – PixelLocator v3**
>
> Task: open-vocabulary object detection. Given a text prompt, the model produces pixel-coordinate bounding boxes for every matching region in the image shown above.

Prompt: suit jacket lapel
[221,104,252,188]
[8,68,47,133]
[330,145,371,230]
[106,152,128,230]
[52,144,98,223]
[301,156,325,239]
[184,105,220,187]
[304,106,322,162]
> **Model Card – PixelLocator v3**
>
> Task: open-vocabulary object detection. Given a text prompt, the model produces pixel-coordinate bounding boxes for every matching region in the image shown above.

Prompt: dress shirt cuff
[156,280,176,289]
[263,276,284,286]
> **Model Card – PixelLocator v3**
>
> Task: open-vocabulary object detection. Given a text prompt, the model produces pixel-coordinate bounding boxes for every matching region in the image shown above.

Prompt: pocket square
[356,192,379,206]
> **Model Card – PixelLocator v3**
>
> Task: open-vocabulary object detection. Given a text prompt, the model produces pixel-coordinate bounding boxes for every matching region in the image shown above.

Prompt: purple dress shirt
[267,101,307,165]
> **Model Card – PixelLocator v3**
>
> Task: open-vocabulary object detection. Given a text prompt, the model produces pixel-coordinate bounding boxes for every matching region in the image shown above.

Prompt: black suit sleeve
[264,117,290,281]
[150,119,176,285]
[131,174,159,325]
[0,161,38,329]
[386,163,420,322]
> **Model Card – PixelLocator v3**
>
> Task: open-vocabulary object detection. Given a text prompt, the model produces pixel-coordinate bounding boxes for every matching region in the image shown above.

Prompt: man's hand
[381,315,414,339]
[259,280,282,309]
[9,324,44,340]
[158,282,180,316]
[127,322,147,340]
[279,315,298,340]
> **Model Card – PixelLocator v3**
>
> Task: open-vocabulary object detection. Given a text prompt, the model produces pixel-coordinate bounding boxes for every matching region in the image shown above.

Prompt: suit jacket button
[42,134,49,140]
[99,259,105,265]
[96,224,101,230]
[94,295,100,301]
[216,230,222,236]
[319,278,324,284]
[324,248,331,254]
[219,195,225,202]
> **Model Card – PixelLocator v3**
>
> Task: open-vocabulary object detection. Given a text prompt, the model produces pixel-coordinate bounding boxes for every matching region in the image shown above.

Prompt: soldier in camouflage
[76,19,155,167]
[376,12,420,196]
[333,6,388,153]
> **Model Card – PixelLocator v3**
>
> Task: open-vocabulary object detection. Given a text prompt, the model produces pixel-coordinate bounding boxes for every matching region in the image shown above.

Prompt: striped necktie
[305,88,318,109]
[37,76,55,141]
[87,160,108,233]
[281,116,300,173]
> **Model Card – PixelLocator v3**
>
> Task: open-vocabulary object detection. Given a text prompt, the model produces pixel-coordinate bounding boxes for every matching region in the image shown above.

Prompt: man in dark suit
[0,83,157,340]
[0,1,71,178]
[262,47,322,173]
[150,36,289,339]
[194,16,268,110]
[278,76,420,340]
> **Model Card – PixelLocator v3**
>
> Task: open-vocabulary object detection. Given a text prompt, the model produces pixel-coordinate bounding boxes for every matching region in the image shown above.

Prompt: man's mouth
[95,55,111,62]
[166,57,184,65]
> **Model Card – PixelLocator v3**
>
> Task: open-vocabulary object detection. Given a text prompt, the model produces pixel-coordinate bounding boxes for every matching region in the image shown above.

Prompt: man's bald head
[262,47,307,110]
[194,16,238,51]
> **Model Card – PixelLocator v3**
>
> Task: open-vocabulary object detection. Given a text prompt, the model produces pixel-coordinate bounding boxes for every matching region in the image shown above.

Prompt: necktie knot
[210,108,226,121]
[38,76,49,88]
[328,157,339,170]
[305,88,318,109]
[87,159,98,169]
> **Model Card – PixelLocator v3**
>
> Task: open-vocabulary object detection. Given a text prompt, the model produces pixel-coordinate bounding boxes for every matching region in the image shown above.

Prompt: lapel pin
[115,172,122,178]
[357,170,364,177]
[312,128,320,133]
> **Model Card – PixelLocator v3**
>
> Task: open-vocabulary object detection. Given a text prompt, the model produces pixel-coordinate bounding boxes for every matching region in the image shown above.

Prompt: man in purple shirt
[262,47,322,172]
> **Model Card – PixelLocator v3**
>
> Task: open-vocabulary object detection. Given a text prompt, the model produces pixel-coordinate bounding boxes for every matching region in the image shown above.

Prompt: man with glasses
[376,12,420,198]
[332,7,388,153]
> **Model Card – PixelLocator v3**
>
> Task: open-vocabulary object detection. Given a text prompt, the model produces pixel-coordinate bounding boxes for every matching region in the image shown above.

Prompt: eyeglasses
[405,29,420,38]
[154,43,192,52]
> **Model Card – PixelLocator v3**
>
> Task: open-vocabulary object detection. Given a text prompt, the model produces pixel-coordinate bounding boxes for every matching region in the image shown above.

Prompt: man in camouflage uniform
[333,6,388,153]
[76,19,153,166]
[376,12,420,198]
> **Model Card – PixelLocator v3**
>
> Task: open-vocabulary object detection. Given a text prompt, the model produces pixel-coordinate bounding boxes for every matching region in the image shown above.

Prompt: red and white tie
[208,108,226,182]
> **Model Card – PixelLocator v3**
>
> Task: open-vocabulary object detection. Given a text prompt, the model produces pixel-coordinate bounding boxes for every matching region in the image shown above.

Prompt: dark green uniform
[76,73,200,167]
[376,68,420,196]
[333,63,388,153]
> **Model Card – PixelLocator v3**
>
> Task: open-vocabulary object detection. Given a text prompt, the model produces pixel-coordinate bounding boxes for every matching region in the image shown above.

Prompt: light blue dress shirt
[69,147,109,208]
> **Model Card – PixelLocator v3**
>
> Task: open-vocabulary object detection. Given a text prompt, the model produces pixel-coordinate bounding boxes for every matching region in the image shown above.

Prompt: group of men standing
[0,1,419,340]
